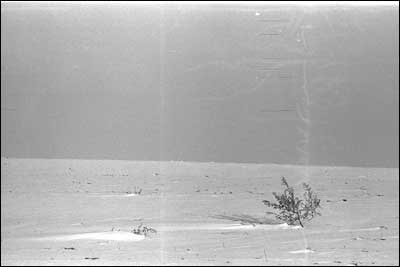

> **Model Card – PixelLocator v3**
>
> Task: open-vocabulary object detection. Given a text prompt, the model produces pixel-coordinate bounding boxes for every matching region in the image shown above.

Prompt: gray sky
[1,2,399,167]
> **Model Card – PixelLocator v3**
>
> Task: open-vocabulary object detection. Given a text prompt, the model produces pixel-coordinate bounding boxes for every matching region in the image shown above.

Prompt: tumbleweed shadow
[211,214,281,226]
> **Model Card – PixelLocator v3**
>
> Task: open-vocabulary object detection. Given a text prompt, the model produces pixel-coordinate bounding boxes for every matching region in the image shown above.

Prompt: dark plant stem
[263,247,268,263]
[296,212,304,227]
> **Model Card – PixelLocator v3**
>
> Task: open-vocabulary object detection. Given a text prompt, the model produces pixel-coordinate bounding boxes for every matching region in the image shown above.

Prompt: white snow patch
[156,223,301,232]
[36,231,145,242]
[87,193,139,198]
[289,249,315,254]
[122,193,140,197]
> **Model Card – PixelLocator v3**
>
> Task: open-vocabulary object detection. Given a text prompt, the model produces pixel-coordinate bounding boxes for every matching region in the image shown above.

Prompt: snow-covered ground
[1,157,398,265]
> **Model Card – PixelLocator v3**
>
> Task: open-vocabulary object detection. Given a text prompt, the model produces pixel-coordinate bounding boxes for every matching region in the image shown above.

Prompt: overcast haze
[1,2,398,167]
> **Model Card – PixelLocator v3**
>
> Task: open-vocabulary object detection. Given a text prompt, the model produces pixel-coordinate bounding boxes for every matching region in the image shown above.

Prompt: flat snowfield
[1,158,398,265]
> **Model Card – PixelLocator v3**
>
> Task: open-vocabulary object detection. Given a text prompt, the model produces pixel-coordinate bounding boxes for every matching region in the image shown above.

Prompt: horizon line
[1,156,398,169]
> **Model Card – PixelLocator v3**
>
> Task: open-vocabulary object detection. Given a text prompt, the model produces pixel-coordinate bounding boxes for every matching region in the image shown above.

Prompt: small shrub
[262,177,321,227]
[132,223,157,236]
[126,186,142,195]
